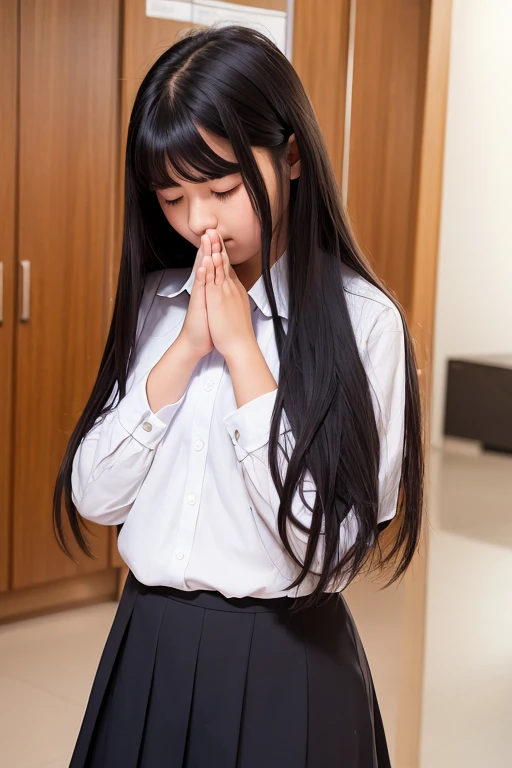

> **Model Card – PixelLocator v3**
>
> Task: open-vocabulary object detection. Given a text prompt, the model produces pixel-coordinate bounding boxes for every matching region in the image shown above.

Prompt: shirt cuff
[117,369,185,449]
[223,388,289,459]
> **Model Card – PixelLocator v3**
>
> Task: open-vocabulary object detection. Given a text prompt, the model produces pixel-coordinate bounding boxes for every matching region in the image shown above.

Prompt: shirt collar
[156,248,289,320]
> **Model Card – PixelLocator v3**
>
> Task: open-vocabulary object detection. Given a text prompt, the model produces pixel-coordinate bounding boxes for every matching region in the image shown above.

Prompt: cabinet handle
[0,262,3,325]
[20,260,31,322]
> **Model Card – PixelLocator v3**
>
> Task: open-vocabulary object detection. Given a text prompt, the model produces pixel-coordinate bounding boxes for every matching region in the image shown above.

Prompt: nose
[188,198,218,239]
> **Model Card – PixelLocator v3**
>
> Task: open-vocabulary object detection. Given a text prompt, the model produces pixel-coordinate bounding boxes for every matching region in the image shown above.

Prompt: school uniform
[69,249,405,767]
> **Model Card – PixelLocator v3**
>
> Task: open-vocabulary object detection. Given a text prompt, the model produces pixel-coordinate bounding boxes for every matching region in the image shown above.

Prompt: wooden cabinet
[0,0,18,595]
[0,0,121,614]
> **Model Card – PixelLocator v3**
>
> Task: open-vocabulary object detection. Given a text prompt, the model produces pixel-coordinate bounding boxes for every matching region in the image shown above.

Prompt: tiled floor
[0,601,117,767]
[419,442,512,768]
[0,441,510,767]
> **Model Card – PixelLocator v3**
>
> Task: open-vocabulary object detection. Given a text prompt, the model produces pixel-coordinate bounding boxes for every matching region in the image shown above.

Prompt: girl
[54,24,424,768]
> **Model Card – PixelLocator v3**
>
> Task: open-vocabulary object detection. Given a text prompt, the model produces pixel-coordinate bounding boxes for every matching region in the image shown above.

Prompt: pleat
[70,573,391,768]
[183,608,256,768]
[301,594,377,768]
[87,587,168,768]
[235,609,308,768]
[69,571,139,768]
[138,596,206,767]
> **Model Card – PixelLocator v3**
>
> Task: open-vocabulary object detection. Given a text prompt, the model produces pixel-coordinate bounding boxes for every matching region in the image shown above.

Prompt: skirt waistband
[133,574,302,613]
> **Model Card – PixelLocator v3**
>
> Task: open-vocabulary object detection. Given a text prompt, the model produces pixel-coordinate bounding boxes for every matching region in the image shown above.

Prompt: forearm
[225,340,278,409]
[146,334,202,412]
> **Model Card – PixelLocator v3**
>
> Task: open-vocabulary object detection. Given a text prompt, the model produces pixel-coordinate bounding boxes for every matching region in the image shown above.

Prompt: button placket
[172,359,225,582]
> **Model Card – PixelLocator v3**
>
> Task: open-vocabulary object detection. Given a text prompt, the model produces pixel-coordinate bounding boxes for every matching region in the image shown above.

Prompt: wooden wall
[348,0,431,312]
[0,0,18,593]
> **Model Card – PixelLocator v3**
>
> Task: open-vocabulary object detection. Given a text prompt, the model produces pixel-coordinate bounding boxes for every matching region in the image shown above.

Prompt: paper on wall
[145,0,288,54]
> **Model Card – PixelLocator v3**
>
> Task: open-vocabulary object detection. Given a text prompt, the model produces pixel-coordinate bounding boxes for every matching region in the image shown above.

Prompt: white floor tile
[420,446,512,768]
[0,601,117,707]
[0,675,83,768]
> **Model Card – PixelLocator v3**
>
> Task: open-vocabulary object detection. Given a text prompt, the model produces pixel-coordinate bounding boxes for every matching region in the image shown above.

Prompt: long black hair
[53,24,424,610]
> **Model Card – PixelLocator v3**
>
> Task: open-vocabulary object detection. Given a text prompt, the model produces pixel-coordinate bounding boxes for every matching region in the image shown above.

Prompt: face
[154,126,300,275]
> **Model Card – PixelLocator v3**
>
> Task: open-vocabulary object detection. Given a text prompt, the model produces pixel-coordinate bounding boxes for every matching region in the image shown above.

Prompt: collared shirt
[71,250,406,598]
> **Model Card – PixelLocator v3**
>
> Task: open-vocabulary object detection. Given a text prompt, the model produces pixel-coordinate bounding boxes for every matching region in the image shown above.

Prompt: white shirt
[72,250,406,598]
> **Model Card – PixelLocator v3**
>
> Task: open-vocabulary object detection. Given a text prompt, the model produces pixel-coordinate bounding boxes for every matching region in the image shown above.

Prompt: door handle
[20,260,30,322]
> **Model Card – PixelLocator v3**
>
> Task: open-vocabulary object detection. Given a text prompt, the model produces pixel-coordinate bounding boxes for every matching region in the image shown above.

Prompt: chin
[227,245,258,264]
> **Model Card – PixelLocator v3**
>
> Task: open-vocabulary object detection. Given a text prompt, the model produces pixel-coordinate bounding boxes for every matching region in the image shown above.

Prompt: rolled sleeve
[117,368,186,450]
[72,367,186,525]
[223,388,289,460]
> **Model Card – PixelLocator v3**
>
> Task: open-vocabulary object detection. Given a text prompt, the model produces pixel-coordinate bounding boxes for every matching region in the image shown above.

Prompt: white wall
[431,0,512,447]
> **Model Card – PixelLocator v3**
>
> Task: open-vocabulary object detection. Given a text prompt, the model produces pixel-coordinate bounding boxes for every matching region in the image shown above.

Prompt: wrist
[224,338,278,409]
[223,337,261,368]
[174,333,208,367]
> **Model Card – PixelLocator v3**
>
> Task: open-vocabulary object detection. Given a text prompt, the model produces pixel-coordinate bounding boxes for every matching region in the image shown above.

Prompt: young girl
[54,24,424,768]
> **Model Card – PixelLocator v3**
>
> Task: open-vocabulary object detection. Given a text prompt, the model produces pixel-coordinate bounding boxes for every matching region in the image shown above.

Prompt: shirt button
[204,381,214,392]
[194,439,204,451]
[234,429,240,442]
[142,422,153,432]
[187,494,196,505]
[176,550,184,560]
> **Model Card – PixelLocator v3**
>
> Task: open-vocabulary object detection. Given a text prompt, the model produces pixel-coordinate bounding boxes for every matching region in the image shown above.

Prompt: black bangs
[134,98,240,192]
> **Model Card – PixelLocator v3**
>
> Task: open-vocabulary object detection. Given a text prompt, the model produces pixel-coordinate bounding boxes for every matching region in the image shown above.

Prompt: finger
[206,228,220,251]
[203,233,211,260]
[202,253,215,285]
[217,233,231,279]
[206,229,222,283]
[190,240,204,282]
[212,250,224,285]
[190,245,206,306]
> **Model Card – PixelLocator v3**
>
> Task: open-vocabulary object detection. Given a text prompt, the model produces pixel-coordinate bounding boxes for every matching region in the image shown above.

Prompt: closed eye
[213,185,240,201]
[163,184,241,207]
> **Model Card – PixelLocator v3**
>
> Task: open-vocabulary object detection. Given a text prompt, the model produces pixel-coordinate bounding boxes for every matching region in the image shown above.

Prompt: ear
[286,133,301,180]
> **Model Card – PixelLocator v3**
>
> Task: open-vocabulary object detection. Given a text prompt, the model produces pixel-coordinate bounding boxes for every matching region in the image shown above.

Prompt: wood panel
[292,0,351,186]
[347,0,431,311]
[0,0,18,592]
[395,2,452,766]
[11,0,121,588]
[0,569,118,624]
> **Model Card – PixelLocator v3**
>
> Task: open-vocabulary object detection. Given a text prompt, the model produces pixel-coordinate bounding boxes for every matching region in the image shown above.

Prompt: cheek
[229,191,260,244]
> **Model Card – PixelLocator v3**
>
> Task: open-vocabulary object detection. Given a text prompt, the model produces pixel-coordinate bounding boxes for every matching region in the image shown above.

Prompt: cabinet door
[0,0,18,592]
[12,0,120,589]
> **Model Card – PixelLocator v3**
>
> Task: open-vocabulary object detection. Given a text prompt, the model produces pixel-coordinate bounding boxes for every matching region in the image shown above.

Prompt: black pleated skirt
[69,571,391,767]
